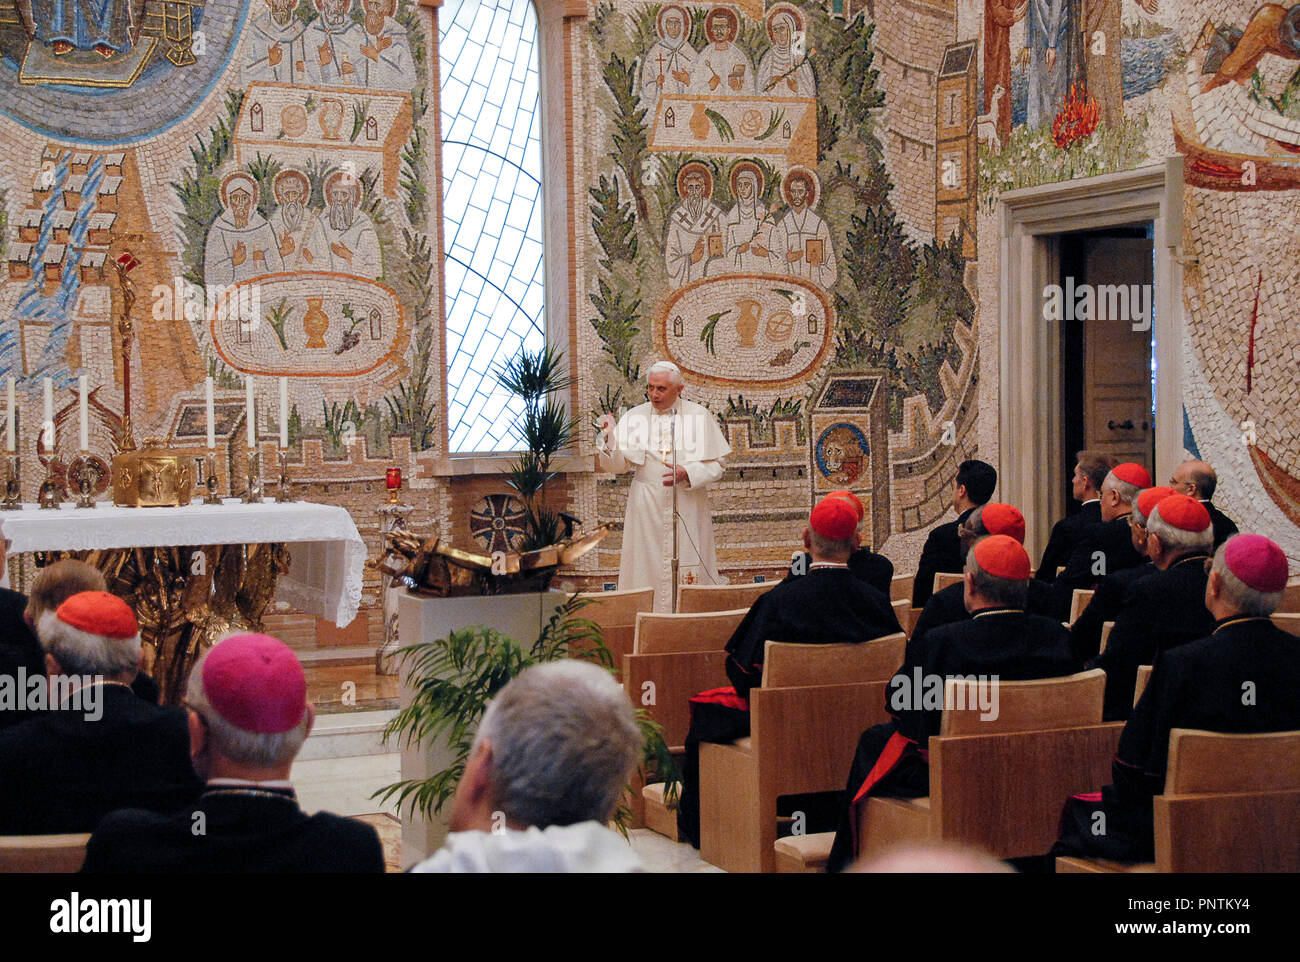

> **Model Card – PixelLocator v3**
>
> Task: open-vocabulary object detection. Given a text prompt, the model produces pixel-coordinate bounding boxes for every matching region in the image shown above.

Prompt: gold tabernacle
[112,437,195,507]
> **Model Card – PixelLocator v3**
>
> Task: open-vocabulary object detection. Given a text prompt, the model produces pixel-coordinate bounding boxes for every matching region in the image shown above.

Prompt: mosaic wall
[0,0,446,623]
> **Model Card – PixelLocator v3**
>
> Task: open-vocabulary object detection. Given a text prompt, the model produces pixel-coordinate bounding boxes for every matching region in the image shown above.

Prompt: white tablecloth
[0,499,366,627]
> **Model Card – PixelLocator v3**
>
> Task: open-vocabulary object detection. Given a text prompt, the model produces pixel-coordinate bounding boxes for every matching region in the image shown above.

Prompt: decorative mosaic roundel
[469,494,526,554]
[814,422,870,486]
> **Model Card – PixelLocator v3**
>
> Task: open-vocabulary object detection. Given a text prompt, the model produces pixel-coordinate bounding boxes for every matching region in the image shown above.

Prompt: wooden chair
[851,670,1123,862]
[1277,582,1300,613]
[890,574,914,603]
[698,635,903,873]
[933,572,963,594]
[1069,589,1095,626]
[0,833,90,872]
[891,598,910,636]
[1134,664,1153,706]
[677,580,778,613]
[1099,621,1114,653]
[1271,613,1300,637]
[1057,729,1300,873]
[575,587,654,671]
[626,608,746,836]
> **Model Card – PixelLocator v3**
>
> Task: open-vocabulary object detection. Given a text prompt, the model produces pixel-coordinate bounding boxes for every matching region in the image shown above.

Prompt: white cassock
[269,209,329,271]
[243,12,310,84]
[320,211,382,278]
[204,213,284,289]
[691,41,754,95]
[639,37,696,105]
[665,200,724,287]
[772,206,838,289]
[598,399,731,612]
[356,18,417,90]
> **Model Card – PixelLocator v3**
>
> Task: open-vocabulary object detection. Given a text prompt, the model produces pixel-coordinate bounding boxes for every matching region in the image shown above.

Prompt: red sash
[689,685,749,712]
[850,730,926,804]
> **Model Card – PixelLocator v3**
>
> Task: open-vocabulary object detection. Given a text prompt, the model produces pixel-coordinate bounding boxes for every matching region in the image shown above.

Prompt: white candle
[78,375,88,452]
[205,377,215,449]
[279,376,288,450]
[245,376,255,449]
[42,377,53,451]
[6,378,14,454]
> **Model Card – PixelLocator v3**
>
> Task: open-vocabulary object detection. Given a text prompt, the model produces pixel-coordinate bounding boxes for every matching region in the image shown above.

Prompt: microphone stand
[661,416,680,613]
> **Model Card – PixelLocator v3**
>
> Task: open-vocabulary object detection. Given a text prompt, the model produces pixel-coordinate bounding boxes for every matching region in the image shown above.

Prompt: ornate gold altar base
[36,542,291,705]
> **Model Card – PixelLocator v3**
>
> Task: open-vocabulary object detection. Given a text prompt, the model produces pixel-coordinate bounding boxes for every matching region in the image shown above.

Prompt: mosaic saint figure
[718,162,772,275]
[1026,0,1074,128]
[983,0,1027,143]
[771,167,837,289]
[269,169,329,271]
[355,0,417,90]
[244,0,311,84]
[304,0,366,86]
[665,162,725,288]
[758,5,815,96]
[691,7,753,95]
[20,0,146,58]
[318,170,382,278]
[639,3,695,105]
[204,172,284,290]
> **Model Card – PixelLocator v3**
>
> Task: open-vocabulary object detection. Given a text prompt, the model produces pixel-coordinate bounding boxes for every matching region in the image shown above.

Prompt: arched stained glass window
[439,0,545,453]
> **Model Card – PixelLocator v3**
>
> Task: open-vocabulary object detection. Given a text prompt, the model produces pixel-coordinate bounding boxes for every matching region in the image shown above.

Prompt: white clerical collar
[208,777,294,790]
[809,561,849,570]
[1082,498,1100,505]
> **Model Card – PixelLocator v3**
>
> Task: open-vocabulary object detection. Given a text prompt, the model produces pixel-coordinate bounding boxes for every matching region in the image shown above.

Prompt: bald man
[1168,460,1237,548]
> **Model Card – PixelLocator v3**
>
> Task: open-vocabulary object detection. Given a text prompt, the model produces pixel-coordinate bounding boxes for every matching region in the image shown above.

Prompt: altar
[1,499,366,703]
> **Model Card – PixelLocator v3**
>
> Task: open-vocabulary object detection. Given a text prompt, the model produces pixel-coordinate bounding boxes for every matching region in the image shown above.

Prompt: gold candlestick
[38,459,62,509]
[72,453,98,508]
[1,455,20,510]
[275,449,293,503]
[203,454,221,504]
[242,449,263,504]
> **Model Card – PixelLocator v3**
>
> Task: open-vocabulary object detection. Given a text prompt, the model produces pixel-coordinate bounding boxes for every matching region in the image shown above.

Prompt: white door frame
[996,157,1185,559]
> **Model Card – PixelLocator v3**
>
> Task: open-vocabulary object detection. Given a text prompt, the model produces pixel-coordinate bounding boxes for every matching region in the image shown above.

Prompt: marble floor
[290,721,721,872]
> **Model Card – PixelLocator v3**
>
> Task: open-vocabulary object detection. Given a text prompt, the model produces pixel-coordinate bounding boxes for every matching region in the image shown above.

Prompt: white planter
[396,590,568,868]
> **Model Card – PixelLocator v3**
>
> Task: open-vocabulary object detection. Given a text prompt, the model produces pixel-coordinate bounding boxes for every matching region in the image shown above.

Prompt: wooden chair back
[890,574,914,603]
[1069,589,1095,625]
[933,572,963,594]
[1099,621,1114,653]
[924,722,1125,858]
[576,587,655,667]
[891,598,910,635]
[621,651,729,752]
[632,608,747,654]
[939,669,1106,736]
[1271,613,1300,637]
[1165,728,1300,795]
[1153,789,1300,872]
[0,834,90,873]
[677,580,778,613]
[1134,664,1153,706]
[760,633,905,688]
[1277,582,1300,613]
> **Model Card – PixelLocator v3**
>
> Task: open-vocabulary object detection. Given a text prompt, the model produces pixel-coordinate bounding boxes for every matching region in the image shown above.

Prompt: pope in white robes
[597,362,731,612]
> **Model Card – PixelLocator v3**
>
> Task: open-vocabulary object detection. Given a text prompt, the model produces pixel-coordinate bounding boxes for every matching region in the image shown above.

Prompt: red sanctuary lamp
[386,467,402,504]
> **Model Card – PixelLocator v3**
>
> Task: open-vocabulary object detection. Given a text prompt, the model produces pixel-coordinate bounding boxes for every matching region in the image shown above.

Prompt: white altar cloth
[0,499,366,627]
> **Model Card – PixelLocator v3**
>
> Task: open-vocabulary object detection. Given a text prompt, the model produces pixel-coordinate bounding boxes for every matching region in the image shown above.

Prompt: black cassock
[1202,500,1238,549]
[911,508,973,609]
[786,547,894,597]
[909,578,1059,651]
[826,608,1079,873]
[1090,553,1214,721]
[83,786,386,873]
[675,566,901,847]
[1053,615,1300,863]
[1036,499,1103,585]
[1068,560,1154,664]
[1048,515,1146,620]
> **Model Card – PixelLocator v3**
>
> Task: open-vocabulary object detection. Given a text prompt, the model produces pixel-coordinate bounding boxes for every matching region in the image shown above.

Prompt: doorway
[1058,224,1156,514]
[996,159,1184,558]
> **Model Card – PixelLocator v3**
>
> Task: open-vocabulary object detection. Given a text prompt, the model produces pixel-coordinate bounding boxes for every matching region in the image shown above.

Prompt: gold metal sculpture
[375,523,612,597]
[112,437,194,507]
[36,540,291,704]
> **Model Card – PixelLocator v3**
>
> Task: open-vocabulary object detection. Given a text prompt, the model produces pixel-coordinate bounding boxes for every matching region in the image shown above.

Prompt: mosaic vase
[303,297,329,348]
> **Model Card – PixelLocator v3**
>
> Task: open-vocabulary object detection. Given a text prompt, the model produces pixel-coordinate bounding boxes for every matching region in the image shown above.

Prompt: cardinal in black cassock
[675,496,902,848]
[785,489,894,595]
[826,535,1079,873]
[1053,534,1300,863]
